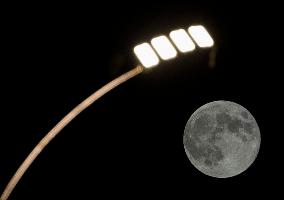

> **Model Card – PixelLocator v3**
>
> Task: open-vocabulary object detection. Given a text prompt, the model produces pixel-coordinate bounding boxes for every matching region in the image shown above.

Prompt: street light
[151,35,178,60]
[1,24,214,200]
[133,43,159,68]
[188,25,214,47]
[134,25,214,68]
[169,29,196,53]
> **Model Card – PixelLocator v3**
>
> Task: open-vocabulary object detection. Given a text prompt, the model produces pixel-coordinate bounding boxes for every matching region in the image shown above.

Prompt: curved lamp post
[1,25,214,200]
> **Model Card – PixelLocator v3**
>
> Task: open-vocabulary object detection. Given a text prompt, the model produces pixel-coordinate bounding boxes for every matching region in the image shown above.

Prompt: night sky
[0,2,282,199]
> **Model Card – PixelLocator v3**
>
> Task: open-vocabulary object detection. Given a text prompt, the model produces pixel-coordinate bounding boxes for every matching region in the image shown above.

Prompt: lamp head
[133,25,214,69]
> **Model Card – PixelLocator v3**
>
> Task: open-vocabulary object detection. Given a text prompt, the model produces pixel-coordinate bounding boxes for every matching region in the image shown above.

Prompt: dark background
[0,2,282,199]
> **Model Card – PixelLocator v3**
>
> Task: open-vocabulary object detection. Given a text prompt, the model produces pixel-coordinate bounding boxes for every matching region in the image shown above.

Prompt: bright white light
[151,35,177,60]
[133,43,160,68]
[169,29,195,52]
[188,25,214,48]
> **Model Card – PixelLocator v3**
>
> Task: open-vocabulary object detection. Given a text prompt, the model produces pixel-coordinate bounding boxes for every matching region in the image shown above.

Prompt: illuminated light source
[133,43,160,68]
[188,25,214,47]
[169,29,195,52]
[133,25,215,68]
[151,35,177,60]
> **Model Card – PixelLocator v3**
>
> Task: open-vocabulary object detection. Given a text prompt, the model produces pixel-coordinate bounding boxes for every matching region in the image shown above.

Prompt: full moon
[183,100,261,178]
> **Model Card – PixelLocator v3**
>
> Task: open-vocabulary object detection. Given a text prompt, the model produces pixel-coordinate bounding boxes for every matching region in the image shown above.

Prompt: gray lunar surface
[183,100,261,178]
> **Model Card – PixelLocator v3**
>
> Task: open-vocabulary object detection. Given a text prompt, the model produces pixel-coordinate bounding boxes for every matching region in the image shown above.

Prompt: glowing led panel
[169,29,195,52]
[134,43,160,68]
[188,25,214,48]
[151,36,177,60]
